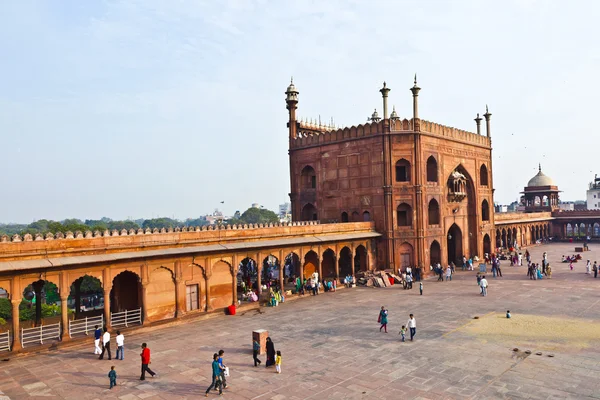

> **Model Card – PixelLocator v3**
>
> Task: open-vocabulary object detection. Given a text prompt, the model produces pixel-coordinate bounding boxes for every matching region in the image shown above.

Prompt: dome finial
[539,163,541,172]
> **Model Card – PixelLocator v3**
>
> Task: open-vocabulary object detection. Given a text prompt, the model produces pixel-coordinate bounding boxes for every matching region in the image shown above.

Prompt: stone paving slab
[1,243,600,399]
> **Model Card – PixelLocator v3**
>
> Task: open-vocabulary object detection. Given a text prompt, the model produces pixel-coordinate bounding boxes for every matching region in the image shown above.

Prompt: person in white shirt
[99,328,111,360]
[406,314,416,341]
[116,330,125,360]
[445,265,452,281]
[480,276,488,297]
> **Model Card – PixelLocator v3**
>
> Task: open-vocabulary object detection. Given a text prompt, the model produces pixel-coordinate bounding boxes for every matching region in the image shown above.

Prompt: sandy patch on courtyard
[459,313,600,351]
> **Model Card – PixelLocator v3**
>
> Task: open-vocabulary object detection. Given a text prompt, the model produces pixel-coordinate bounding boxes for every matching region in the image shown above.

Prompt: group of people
[377,307,417,341]
[526,251,551,279]
[252,337,282,373]
[205,349,229,396]
[93,323,157,389]
[294,272,338,295]
[585,260,599,278]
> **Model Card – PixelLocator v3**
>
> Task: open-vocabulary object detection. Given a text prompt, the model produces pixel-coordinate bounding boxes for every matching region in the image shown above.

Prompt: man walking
[205,353,223,396]
[406,314,417,341]
[140,343,157,380]
[93,325,102,355]
[253,339,262,367]
[480,275,489,297]
[99,327,111,360]
[115,330,125,360]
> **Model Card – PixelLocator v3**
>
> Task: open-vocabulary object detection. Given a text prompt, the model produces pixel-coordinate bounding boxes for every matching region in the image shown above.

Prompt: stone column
[174,260,185,317]
[232,255,238,305]
[299,247,305,281]
[256,252,262,294]
[102,268,111,329]
[278,250,284,291]
[334,245,340,283]
[317,245,323,280]
[205,257,212,311]
[60,294,70,341]
[103,289,111,329]
[11,299,21,351]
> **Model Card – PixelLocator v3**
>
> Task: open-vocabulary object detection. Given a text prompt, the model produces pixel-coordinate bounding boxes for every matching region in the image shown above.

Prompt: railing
[21,322,61,348]
[0,331,10,352]
[110,308,142,328]
[69,315,103,338]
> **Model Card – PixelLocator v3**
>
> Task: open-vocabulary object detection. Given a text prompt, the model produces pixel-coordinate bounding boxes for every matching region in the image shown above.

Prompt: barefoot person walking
[406,314,416,341]
[378,306,388,333]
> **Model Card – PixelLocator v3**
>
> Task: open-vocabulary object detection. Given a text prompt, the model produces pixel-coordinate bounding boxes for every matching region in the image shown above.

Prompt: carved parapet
[45,232,55,240]
[103,230,110,237]
[56,232,65,239]
[75,231,84,239]
[93,230,102,237]
[167,227,173,233]
[1,235,9,242]
[153,228,159,234]
[121,229,128,236]
[85,231,93,238]
[129,229,136,235]
[65,231,74,239]
[11,234,21,242]
[145,228,152,234]
[35,233,43,241]
[23,233,33,242]
[174,227,181,232]
[160,228,166,233]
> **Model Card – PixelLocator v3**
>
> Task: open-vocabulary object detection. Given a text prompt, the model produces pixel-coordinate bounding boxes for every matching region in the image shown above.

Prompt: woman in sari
[378,306,388,333]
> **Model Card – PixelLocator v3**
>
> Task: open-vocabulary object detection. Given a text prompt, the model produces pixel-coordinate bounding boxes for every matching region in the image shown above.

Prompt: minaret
[483,105,492,138]
[410,74,421,131]
[285,78,299,141]
[379,81,391,120]
[286,78,299,222]
[475,113,482,135]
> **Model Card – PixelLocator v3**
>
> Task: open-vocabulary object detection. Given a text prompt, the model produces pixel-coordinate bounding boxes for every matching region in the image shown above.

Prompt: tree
[232,207,279,225]
[108,220,140,231]
[142,218,179,230]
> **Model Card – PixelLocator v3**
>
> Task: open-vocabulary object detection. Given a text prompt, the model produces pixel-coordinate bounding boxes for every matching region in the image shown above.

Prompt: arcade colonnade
[494,222,552,249]
[0,239,374,352]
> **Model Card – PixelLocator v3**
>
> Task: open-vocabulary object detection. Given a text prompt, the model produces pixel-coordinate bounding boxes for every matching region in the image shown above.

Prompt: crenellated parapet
[0,220,327,244]
[292,120,386,149]
[418,119,491,147]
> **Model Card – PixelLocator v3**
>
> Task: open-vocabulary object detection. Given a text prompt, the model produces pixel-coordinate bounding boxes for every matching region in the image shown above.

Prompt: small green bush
[0,317,6,325]
[0,298,11,320]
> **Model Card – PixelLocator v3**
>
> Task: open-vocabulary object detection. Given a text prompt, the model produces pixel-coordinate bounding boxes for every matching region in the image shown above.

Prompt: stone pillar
[317,246,323,280]
[60,294,70,341]
[334,245,340,283]
[205,257,212,311]
[232,255,238,305]
[103,289,111,329]
[411,77,425,271]
[174,260,185,317]
[299,248,305,281]
[256,252,262,294]
[102,268,111,329]
[278,250,284,291]
[483,105,492,138]
[11,299,21,351]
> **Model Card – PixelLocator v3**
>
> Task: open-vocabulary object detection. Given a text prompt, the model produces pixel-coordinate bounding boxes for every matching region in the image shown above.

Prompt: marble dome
[527,165,555,187]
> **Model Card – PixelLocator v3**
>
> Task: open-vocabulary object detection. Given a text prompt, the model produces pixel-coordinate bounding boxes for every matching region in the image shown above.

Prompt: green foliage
[229,207,279,225]
[142,218,179,230]
[0,298,11,320]
[18,301,61,321]
[0,317,6,325]
[70,275,103,295]
[184,217,209,227]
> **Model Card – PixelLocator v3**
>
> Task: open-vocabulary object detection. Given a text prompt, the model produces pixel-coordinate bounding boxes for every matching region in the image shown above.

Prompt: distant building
[559,202,575,211]
[251,203,260,209]
[278,202,292,223]
[587,175,600,210]
[205,209,224,225]
[495,205,508,213]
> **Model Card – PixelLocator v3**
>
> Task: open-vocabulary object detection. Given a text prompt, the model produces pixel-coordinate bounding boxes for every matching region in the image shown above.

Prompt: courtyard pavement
[1,242,600,399]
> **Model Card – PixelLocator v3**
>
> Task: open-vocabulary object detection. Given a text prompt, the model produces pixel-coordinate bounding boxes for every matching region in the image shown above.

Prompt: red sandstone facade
[286,79,495,271]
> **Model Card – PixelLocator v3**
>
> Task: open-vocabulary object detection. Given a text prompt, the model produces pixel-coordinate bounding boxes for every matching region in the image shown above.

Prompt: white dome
[527,166,555,187]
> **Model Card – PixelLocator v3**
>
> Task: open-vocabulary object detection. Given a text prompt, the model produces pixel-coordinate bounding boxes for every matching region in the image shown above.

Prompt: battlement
[0,221,377,259]
[291,117,490,149]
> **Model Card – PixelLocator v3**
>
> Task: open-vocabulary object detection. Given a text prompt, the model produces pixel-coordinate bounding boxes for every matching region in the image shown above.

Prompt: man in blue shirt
[94,325,102,355]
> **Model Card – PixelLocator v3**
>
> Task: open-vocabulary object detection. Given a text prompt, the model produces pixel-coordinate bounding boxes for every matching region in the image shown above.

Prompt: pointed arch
[428,199,440,225]
[481,199,490,221]
[397,203,413,227]
[426,156,438,182]
[301,165,316,189]
[395,158,411,182]
[480,164,489,186]
[430,240,441,266]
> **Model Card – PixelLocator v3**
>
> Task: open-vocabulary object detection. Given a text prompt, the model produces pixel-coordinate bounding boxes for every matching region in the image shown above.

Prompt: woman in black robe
[265,337,275,367]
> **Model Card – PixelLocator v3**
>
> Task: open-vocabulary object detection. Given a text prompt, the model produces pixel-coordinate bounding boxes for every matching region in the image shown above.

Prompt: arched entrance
[283,253,300,282]
[211,261,233,309]
[447,224,463,266]
[22,280,61,327]
[339,247,352,277]
[301,203,318,221]
[399,242,413,271]
[354,245,367,273]
[495,229,501,248]
[303,250,319,279]
[322,249,336,278]
[237,257,258,293]
[110,271,141,314]
[483,234,491,255]
[446,165,478,257]
[262,255,280,287]
[430,240,441,266]
[147,267,176,320]
[70,275,104,320]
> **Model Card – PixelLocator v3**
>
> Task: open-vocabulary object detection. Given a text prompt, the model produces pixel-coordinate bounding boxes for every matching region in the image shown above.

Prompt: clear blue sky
[1,0,598,223]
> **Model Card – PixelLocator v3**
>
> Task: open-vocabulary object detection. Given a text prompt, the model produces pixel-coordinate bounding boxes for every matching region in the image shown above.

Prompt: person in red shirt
[140,343,157,380]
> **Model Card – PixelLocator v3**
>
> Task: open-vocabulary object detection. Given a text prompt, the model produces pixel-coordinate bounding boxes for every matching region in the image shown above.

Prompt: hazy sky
[1,0,599,223]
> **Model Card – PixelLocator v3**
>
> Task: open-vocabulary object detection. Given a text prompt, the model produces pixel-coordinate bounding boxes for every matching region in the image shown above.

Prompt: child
[275,350,282,374]
[108,366,117,389]
[399,325,407,342]
[419,282,423,295]
[506,310,511,318]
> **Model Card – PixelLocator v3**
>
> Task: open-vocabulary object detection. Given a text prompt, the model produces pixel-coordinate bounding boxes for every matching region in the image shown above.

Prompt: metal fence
[69,315,103,338]
[21,322,61,348]
[110,308,142,328]
[0,331,10,352]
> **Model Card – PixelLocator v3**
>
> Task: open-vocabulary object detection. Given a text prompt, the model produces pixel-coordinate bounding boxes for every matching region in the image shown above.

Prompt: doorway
[447,223,463,266]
